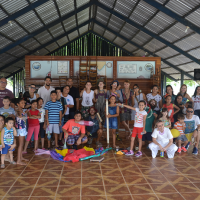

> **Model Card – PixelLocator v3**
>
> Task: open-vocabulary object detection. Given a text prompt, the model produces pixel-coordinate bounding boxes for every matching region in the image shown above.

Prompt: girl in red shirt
[23,100,41,153]
[163,95,180,127]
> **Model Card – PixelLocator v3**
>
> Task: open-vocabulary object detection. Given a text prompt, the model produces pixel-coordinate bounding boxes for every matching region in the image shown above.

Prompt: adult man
[0,77,14,108]
[37,76,54,107]
[85,106,102,146]
[149,120,178,158]
[184,106,200,155]
[66,78,80,119]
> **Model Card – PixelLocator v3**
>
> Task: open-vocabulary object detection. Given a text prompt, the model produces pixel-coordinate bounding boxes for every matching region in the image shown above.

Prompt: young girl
[15,98,28,165]
[0,115,5,151]
[94,79,107,122]
[174,94,184,122]
[178,84,193,105]
[23,100,41,153]
[80,81,94,119]
[192,86,200,118]
[37,98,45,149]
[119,100,147,157]
[104,95,119,148]
[158,108,171,128]
[163,95,180,127]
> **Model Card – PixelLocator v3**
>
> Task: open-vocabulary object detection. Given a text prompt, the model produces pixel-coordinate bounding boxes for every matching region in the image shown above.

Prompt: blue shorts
[67,135,87,145]
[2,144,15,154]
[104,117,118,129]
[142,132,152,142]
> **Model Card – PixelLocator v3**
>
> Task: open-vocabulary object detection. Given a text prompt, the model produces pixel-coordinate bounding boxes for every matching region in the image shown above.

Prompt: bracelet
[121,103,124,108]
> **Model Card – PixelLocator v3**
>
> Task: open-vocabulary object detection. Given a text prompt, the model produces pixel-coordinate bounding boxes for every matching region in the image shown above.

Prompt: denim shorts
[17,128,27,137]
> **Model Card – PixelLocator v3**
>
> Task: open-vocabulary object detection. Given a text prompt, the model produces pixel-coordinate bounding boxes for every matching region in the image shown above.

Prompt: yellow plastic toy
[55,149,68,157]
[170,129,180,138]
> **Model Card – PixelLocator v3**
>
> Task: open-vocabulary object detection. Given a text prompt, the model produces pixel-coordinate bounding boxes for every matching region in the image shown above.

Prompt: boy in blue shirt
[0,96,15,119]
[44,90,63,149]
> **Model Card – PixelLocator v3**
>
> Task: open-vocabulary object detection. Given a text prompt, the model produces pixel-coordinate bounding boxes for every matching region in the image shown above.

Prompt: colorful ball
[170,129,180,138]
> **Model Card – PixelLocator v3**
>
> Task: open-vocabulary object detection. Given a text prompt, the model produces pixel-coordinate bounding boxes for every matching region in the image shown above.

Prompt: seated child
[1,117,17,168]
[174,114,188,153]
[62,111,88,147]
[149,120,178,158]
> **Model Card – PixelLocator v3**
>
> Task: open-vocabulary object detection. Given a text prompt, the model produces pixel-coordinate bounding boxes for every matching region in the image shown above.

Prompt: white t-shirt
[151,127,173,143]
[184,115,200,134]
[38,107,45,123]
[82,90,94,107]
[38,86,55,108]
[192,95,200,111]
[134,108,147,128]
[146,93,162,111]
[61,94,74,115]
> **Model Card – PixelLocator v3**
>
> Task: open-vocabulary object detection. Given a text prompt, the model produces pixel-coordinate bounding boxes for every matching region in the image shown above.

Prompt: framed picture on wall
[57,61,68,74]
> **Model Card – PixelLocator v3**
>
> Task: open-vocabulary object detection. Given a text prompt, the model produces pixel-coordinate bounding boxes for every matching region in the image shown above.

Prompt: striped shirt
[3,127,14,145]
[174,122,186,135]
[44,101,63,124]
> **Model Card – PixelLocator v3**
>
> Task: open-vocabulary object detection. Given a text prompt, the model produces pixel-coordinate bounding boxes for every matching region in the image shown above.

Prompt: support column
[13,75,15,97]
[181,71,184,86]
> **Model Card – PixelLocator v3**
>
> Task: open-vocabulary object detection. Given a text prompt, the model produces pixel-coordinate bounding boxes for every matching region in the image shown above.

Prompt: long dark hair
[166,85,174,95]
[174,94,183,107]
[193,86,200,97]
[158,108,170,121]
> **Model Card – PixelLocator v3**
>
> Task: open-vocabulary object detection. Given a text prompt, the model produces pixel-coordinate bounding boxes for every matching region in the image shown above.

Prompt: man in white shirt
[184,106,200,155]
[149,120,178,158]
[37,76,55,107]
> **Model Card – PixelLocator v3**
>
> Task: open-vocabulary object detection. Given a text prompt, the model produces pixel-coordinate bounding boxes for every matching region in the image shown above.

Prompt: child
[104,95,119,148]
[56,87,67,146]
[163,95,180,127]
[80,81,94,119]
[37,98,45,149]
[174,114,187,153]
[1,117,17,168]
[119,100,147,157]
[158,108,171,128]
[0,115,5,151]
[44,90,63,149]
[23,100,41,153]
[62,111,88,147]
[0,96,15,119]
[15,98,29,165]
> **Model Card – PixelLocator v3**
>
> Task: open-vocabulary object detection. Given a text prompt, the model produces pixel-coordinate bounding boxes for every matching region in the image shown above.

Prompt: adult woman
[192,86,200,118]
[163,85,176,104]
[94,79,107,122]
[23,84,39,106]
[178,84,193,105]
[107,80,122,102]
[131,84,146,120]
[120,80,134,138]
[146,85,162,115]
[174,94,184,123]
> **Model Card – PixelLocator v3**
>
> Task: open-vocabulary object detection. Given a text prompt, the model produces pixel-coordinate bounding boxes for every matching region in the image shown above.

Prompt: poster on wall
[117,61,155,79]
[30,60,69,78]
[73,61,113,78]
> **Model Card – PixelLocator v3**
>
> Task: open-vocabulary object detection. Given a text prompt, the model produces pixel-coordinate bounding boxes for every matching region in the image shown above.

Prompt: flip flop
[10,161,16,165]
[1,164,5,168]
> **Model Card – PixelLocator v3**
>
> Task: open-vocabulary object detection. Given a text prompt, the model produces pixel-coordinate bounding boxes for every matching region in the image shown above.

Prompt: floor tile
[102,169,122,177]
[0,171,22,178]
[62,170,81,177]
[172,182,200,193]
[31,187,57,196]
[107,195,132,200]
[100,163,119,170]
[184,174,200,182]
[177,167,200,175]
[36,178,60,187]
[44,165,63,171]
[82,177,103,185]
[13,178,38,187]
[81,163,100,170]
[140,168,162,176]
[5,165,26,171]
[132,194,158,200]
[30,197,55,200]
[56,197,80,200]
[156,193,184,200]
[20,171,42,178]
[149,183,177,193]
[105,185,130,195]
[159,168,182,176]
[82,169,102,177]
[57,186,81,197]
[144,175,167,184]
[40,171,61,177]
[124,175,148,185]
[135,162,155,169]
[192,182,200,190]
[0,178,17,186]
[128,184,154,194]
[121,168,142,176]
[165,174,190,183]
[103,176,126,185]
[29,159,48,165]
[25,165,45,170]
[59,177,81,186]
[82,186,105,196]
[3,197,29,200]
[6,187,34,196]
[181,193,200,200]
[0,187,10,196]
[82,196,106,200]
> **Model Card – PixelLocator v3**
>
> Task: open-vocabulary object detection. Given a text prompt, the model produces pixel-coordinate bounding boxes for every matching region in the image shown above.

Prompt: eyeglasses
[113,83,117,86]
[0,81,7,84]
[187,110,193,113]
[30,87,36,89]
[133,87,138,89]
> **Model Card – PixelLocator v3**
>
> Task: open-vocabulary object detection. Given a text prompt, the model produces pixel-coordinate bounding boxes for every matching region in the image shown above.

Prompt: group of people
[0,76,200,168]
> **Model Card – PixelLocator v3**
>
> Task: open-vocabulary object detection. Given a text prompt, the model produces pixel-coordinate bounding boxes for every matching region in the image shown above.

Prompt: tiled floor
[1,137,200,200]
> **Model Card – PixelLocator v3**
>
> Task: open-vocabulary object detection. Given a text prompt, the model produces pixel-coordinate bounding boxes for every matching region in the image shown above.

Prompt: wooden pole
[106,98,109,147]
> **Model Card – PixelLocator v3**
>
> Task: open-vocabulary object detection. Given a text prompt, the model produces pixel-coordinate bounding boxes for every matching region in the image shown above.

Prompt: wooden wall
[25,55,161,94]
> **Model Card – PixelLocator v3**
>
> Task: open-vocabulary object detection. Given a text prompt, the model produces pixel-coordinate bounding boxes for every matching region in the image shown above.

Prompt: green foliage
[166,78,196,87]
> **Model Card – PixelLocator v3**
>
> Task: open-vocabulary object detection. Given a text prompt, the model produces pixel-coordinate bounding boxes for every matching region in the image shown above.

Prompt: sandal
[10,161,16,165]
[1,164,5,168]
[22,151,27,154]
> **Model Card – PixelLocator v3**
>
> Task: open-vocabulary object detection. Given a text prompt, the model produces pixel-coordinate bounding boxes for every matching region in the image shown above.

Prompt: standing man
[38,76,55,107]
[0,77,14,108]
[66,78,80,119]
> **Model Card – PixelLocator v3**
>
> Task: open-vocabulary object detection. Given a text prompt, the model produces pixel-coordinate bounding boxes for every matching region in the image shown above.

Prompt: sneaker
[125,150,134,156]
[192,147,198,155]
[177,148,182,153]
[181,146,187,152]
[135,151,142,157]
[116,134,122,141]
[87,138,93,145]
[185,142,190,150]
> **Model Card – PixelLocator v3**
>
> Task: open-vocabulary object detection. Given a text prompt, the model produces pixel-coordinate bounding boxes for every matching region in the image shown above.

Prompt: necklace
[159,130,165,135]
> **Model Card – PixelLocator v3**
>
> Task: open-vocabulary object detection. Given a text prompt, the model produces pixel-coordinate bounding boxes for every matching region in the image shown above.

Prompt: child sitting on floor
[119,100,147,157]
[174,114,188,153]
[1,117,17,168]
